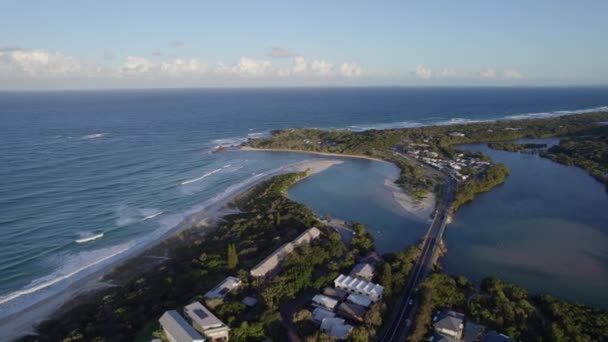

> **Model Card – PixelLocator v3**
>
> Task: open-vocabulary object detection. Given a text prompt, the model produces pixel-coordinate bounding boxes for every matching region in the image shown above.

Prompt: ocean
[1,87,608,317]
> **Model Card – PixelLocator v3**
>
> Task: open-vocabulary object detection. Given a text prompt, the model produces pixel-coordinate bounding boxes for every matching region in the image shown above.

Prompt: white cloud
[340,62,363,77]
[160,59,205,76]
[270,46,295,58]
[0,49,89,78]
[503,69,524,79]
[439,68,456,77]
[0,47,366,86]
[278,57,333,77]
[415,65,433,79]
[293,56,308,74]
[479,68,497,78]
[311,60,332,76]
[232,57,271,76]
[119,56,155,75]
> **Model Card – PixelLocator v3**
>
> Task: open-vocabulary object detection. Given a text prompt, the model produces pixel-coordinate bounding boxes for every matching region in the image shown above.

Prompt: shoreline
[0,159,343,341]
[242,145,437,220]
[240,145,392,164]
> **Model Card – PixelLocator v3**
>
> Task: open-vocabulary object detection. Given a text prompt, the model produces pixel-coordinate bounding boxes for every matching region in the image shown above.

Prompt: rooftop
[204,276,242,299]
[183,302,226,330]
[250,227,321,277]
[159,310,204,342]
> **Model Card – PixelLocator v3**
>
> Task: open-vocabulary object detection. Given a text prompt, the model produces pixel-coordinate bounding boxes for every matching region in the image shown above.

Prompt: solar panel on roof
[194,308,209,320]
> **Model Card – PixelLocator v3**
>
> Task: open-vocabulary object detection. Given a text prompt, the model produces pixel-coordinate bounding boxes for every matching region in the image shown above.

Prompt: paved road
[382,155,456,342]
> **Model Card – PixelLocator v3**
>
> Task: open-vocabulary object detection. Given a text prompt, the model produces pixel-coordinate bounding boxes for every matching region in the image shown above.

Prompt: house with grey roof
[320,317,354,340]
[183,301,230,341]
[433,310,465,340]
[159,310,205,342]
[350,262,375,281]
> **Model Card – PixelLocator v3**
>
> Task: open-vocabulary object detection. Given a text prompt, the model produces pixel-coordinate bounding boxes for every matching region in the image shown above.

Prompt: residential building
[360,251,382,265]
[323,287,348,301]
[158,310,205,342]
[347,293,372,308]
[312,294,338,311]
[312,308,335,323]
[433,310,465,340]
[334,274,383,302]
[336,302,367,323]
[250,227,321,278]
[204,276,242,299]
[320,317,354,340]
[430,332,459,342]
[183,302,230,341]
[350,262,375,281]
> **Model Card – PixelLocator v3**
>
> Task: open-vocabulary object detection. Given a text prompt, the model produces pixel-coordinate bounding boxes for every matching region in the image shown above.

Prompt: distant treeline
[541,135,608,189]
[488,142,547,152]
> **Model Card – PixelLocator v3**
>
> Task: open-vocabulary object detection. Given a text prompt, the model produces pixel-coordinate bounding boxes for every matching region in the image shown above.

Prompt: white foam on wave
[0,160,311,320]
[81,133,107,139]
[142,211,163,221]
[75,232,104,244]
[0,243,131,317]
[180,164,231,185]
[505,106,608,120]
[347,121,423,131]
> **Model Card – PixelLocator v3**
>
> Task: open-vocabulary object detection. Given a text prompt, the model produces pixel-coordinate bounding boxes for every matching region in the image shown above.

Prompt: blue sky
[1,1,607,89]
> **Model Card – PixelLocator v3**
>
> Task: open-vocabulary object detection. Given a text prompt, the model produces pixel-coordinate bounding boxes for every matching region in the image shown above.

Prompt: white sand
[384,179,436,221]
[0,159,342,341]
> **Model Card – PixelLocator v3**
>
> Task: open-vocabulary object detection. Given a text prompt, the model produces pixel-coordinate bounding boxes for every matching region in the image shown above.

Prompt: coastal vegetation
[452,163,510,212]
[408,273,608,341]
[488,142,548,152]
[540,135,608,189]
[25,172,336,342]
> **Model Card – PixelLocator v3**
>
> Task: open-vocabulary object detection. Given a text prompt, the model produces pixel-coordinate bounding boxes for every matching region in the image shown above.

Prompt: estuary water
[1,87,608,318]
[443,139,608,308]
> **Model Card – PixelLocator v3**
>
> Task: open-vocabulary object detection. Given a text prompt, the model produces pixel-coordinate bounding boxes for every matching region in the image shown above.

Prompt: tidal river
[443,139,608,308]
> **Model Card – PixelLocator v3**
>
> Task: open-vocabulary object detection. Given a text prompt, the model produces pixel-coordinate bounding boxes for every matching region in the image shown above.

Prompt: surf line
[180,165,231,185]
[142,211,163,221]
[75,233,104,244]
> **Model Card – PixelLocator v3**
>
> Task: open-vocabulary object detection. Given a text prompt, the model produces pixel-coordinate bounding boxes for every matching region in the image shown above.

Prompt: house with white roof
[159,310,205,342]
[334,274,383,302]
[204,276,242,299]
[433,310,465,340]
[183,302,230,341]
[312,294,338,311]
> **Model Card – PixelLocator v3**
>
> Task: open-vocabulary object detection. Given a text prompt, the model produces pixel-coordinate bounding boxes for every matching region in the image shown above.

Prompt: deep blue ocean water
[1,87,608,316]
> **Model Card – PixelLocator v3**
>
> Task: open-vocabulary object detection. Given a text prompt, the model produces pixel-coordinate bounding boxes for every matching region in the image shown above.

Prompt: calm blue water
[1,87,608,317]
[443,139,608,308]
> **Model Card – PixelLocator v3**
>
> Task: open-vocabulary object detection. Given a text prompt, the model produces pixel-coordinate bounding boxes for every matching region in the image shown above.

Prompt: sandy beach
[0,158,343,341]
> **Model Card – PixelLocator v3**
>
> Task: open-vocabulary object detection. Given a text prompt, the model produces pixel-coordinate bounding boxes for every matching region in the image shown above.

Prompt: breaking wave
[75,232,104,244]
[81,133,107,139]
[180,164,231,185]
[142,211,163,221]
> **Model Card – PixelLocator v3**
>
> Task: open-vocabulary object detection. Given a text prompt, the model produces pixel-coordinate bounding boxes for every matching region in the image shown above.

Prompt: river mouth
[288,157,429,253]
[443,138,608,308]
